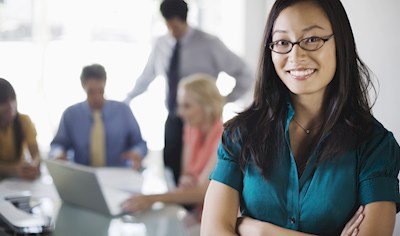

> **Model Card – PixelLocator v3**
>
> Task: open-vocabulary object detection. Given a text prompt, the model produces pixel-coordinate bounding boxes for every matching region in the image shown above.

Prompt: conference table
[0,162,191,236]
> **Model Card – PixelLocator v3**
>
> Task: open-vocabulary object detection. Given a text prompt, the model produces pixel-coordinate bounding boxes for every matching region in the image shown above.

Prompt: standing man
[124,0,253,182]
[51,64,147,170]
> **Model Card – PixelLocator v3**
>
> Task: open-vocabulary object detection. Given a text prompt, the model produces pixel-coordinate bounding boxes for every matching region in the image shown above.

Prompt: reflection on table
[0,163,191,236]
[52,202,188,236]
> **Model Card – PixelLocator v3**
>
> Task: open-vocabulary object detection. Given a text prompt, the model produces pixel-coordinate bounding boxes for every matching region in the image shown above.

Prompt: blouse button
[290,217,296,224]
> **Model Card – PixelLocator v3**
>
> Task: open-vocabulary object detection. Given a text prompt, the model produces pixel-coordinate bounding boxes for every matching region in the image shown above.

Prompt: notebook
[44,159,142,217]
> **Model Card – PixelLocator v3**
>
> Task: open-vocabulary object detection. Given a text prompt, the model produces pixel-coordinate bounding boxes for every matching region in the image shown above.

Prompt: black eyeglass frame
[269,34,335,54]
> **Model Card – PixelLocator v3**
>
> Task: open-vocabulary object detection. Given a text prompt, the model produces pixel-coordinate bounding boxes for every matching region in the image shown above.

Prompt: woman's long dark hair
[0,78,24,160]
[224,0,375,178]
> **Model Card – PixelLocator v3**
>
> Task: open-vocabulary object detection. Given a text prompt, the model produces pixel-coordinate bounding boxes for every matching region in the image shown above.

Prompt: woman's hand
[121,151,143,171]
[16,160,40,180]
[121,194,154,213]
[178,174,196,189]
[340,205,364,236]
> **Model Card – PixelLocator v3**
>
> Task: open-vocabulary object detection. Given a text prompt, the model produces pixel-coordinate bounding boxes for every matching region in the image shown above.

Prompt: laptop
[44,159,141,217]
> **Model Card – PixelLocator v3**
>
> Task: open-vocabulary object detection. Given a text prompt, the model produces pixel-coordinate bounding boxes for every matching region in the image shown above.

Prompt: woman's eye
[275,40,290,47]
[304,37,321,44]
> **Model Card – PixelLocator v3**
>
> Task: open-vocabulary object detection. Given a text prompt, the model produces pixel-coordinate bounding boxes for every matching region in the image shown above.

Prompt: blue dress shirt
[210,103,400,235]
[50,100,148,167]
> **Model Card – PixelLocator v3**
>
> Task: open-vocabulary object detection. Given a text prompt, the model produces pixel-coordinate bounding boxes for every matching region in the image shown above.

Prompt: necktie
[90,110,105,167]
[167,40,181,112]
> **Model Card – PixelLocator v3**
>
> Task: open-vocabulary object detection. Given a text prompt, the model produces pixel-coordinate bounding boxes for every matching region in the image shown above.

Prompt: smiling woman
[200,0,400,235]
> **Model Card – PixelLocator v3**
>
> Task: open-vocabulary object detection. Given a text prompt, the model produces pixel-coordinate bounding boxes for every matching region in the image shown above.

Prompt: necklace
[292,118,320,134]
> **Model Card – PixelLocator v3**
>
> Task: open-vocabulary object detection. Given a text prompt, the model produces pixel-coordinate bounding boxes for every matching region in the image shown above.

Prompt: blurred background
[1,0,398,152]
[0,0,253,152]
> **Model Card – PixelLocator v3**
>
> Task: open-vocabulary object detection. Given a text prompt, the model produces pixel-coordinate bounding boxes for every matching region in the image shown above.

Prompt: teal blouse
[210,105,400,235]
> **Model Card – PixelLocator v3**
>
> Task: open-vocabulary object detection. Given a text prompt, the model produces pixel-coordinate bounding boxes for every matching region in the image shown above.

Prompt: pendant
[306,129,310,134]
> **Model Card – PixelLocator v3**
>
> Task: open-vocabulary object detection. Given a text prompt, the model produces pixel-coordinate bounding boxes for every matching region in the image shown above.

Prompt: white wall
[245,0,400,234]
[340,1,400,234]
[341,0,400,140]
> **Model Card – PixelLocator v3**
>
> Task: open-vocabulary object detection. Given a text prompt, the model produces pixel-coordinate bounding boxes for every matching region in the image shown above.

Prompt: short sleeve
[358,128,400,211]
[19,114,37,144]
[209,130,243,192]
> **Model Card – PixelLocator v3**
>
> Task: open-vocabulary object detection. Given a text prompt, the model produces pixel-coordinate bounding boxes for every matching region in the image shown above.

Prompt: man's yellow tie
[90,110,105,167]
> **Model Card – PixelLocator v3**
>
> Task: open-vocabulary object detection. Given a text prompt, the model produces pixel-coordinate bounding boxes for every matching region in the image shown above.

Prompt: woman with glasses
[201,0,399,235]
[0,78,41,179]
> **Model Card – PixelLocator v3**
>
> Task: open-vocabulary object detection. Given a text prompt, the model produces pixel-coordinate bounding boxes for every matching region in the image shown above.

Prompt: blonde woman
[122,74,224,222]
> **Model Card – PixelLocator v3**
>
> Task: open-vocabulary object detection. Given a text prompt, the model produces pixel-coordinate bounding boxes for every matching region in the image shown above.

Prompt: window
[0,0,246,152]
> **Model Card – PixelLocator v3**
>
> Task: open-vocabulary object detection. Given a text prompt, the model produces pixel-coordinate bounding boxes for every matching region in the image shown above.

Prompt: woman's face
[177,89,207,127]
[271,1,336,98]
[0,99,17,124]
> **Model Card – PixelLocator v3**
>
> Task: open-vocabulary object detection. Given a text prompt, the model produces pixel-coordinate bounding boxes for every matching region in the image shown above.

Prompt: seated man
[50,64,147,170]
[0,78,40,179]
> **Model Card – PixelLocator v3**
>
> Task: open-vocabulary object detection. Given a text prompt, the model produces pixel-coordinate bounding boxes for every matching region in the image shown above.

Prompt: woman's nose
[288,44,307,63]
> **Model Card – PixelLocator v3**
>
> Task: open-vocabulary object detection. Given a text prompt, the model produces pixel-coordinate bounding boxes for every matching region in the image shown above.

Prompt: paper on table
[0,177,59,200]
[0,182,31,199]
[95,167,143,194]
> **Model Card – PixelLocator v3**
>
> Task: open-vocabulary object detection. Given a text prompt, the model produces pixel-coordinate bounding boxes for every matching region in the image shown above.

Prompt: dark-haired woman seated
[0,78,40,180]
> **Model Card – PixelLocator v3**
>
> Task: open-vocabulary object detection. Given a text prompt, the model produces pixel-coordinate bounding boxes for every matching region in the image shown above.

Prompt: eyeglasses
[269,34,334,54]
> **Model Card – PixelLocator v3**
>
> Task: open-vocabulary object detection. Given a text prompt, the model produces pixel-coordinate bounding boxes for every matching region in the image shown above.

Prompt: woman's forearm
[0,162,18,176]
[149,184,207,205]
[239,206,366,236]
[238,217,316,236]
[27,143,41,163]
[202,225,238,236]
[258,222,316,236]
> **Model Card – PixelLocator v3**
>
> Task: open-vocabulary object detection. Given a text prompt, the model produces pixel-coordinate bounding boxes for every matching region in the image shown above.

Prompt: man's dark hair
[160,0,188,21]
[80,64,107,84]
